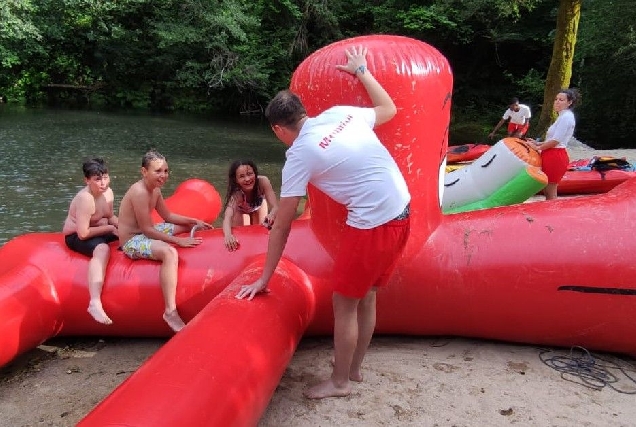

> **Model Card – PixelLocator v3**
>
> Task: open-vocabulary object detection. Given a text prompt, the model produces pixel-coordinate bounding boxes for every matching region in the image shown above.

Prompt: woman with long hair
[527,88,581,200]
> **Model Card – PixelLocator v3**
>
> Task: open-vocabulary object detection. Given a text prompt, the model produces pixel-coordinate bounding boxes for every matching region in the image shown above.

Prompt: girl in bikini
[222,160,278,251]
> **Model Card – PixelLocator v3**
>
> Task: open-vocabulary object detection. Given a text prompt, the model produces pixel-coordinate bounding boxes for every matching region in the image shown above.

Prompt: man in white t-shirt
[488,97,532,139]
[236,46,411,400]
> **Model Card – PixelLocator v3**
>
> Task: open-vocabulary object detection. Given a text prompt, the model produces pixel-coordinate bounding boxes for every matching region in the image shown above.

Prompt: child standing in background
[222,160,278,251]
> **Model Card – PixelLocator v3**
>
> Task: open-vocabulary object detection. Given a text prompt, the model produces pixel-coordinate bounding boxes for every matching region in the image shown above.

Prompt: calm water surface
[0,107,287,246]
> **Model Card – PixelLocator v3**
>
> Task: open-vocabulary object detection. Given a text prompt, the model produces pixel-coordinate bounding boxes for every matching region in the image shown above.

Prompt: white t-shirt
[545,109,575,148]
[280,106,410,229]
[502,104,531,125]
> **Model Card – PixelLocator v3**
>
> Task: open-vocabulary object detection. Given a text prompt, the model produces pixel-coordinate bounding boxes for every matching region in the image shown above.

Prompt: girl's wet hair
[83,157,108,178]
[559,88,581,109]
[142,150,166,168]
[224,160,261,208]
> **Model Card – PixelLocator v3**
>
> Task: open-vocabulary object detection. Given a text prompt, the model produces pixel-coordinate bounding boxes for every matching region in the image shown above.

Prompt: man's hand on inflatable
[236,278,269,300]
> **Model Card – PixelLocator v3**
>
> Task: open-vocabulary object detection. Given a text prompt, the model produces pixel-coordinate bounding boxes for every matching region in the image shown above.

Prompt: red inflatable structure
[446,143,490,163]
[558,169,636,195]
[2,35,636,425]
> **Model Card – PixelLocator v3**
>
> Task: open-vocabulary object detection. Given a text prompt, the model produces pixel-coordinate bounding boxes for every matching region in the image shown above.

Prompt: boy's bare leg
[304,293,359,399]
[152,241,186,332]
[87,244,113,325]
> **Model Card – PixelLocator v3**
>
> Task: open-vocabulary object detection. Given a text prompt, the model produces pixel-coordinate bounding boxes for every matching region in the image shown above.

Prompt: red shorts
[508,122,529,137]
[332,216,410,299]
[540,148,569,183]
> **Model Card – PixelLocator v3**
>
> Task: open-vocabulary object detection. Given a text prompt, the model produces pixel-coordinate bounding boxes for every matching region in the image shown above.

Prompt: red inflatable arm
[78,257,315,426]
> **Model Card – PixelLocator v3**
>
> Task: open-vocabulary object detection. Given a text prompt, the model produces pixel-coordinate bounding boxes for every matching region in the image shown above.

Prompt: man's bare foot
[163,310,186,332]
[87,301,113,325]
[349,370,363,382]
[303,378,351,399]
[330,357,363,382]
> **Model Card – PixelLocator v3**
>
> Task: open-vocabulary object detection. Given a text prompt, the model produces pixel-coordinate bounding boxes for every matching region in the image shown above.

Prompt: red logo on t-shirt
[318,115,353,149]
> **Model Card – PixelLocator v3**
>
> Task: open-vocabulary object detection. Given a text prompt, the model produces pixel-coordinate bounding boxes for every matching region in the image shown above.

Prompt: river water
[0,106,287,246]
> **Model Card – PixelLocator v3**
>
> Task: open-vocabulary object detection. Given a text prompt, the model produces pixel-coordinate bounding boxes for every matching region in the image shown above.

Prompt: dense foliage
[1,0,634,148]
[535,0,580,137]
[575,0,636,148]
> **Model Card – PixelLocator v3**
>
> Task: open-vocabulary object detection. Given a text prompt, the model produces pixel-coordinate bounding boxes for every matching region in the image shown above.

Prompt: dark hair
[224,160,261,209]
[82,157,108,178]
[265,90,307,128]
[510,97,520,105]
[559,88,581,109]
[142,149,165,168]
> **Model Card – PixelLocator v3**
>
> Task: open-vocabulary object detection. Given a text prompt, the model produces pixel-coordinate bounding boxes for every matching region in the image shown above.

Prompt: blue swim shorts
[121,223,175,260]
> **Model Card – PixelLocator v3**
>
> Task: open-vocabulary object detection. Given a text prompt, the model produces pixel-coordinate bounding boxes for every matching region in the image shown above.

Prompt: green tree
[143,0,262,110]
[252,0,343,97]
[535,0,581,137]
[575,0,636,148]
[0,0,41,68]
[0,0,43,99]
[332,0,551,129]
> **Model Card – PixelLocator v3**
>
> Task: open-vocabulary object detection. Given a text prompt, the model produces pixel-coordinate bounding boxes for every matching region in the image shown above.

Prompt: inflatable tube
[2,35,636,426]
[151,178,221,224]
[442,137,546,212]
[78,257,315,426]
[0,264,62,366]
[444,166,546,214]
[447,143,490,163]
[559,170,636,195]
[0,178,222,367]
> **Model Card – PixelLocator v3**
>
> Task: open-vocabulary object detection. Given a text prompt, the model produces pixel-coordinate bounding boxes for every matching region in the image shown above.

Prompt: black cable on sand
[539,346,636,394]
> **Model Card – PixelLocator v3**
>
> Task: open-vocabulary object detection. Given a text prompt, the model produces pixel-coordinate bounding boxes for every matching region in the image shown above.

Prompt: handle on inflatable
[189,224,204,238]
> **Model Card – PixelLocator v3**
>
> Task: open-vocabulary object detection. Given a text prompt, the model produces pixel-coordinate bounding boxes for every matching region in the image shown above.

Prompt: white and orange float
[442,137,547,213]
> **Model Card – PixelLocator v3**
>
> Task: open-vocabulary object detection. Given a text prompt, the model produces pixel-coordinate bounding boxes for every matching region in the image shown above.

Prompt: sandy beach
[2,335,636,426]
[1,143,636,427]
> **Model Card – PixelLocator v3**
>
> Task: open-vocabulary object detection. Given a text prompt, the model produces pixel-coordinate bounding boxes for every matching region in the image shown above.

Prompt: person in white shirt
[236,46,411,400]
[527,88,580,200]
[489,97,532,139]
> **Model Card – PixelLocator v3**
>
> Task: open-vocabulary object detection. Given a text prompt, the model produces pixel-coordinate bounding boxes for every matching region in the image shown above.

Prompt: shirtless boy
[63,158,119,325]
[117,150,213,332]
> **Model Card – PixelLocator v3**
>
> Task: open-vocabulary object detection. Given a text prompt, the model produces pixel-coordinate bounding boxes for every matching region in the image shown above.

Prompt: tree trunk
[535,0,582,138]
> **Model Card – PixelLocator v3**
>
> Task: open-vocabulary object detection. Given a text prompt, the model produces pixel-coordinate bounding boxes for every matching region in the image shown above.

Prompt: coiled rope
[539,346,636,394]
